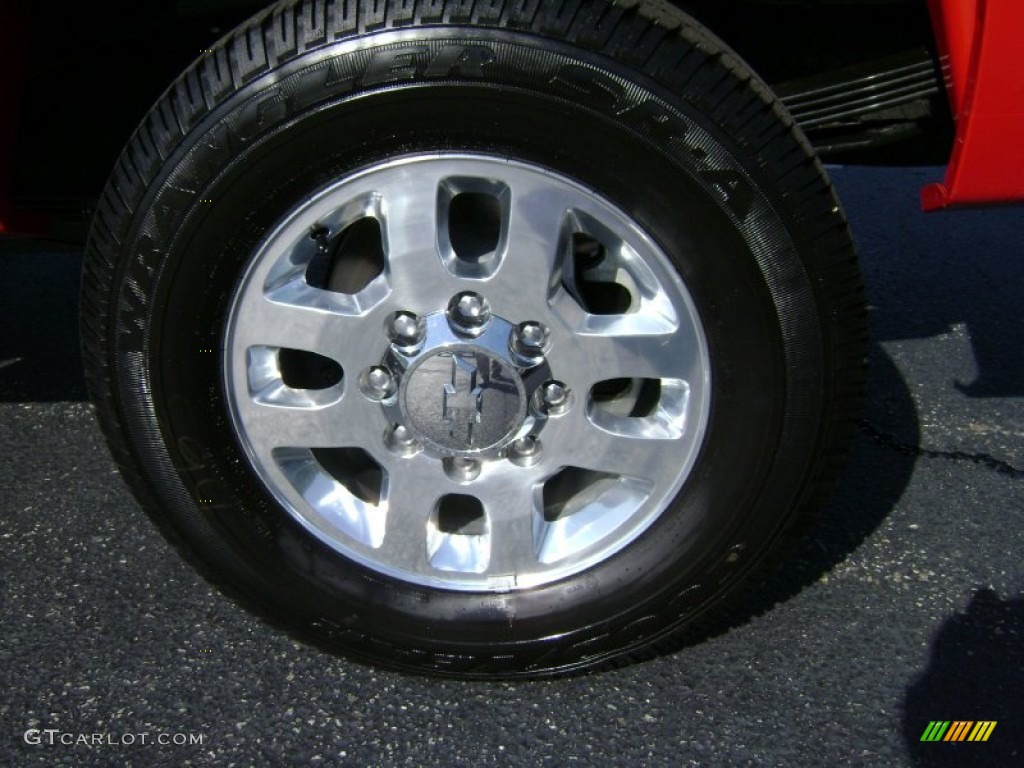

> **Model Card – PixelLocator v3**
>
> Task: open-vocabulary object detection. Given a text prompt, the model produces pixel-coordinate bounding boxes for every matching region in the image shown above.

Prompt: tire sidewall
[109,27,824,669]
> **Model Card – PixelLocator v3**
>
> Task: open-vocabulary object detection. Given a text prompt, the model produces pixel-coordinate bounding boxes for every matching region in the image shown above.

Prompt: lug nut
[388,311,423,348]
[447,292,490,336]
[360,366,396,401]
[443,456,481,482]
[510,321,550,362]
[540,380,570,415]
[508,435,542,467]
[386,424,420,456]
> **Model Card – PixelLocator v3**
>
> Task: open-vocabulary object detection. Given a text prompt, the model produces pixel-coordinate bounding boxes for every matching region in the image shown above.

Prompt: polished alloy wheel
[223,155,710,591]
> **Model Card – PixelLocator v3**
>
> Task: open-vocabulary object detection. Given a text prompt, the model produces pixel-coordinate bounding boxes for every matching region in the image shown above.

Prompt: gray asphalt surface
[1,165,1022,767]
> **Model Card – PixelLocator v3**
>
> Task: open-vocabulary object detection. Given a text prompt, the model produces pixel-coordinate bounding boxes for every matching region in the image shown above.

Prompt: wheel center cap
[401,346,527,455]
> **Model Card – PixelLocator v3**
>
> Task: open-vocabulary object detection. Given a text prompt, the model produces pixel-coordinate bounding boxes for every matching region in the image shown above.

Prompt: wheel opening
[436,494,486,535]
[592,378,631,402]
[278,348,343,390]
[306,217,385,294]
[590,378,661,418]
[564,232,633,315]
[311,447,384,505]
[448,191,502,263]
[543,467,620,522]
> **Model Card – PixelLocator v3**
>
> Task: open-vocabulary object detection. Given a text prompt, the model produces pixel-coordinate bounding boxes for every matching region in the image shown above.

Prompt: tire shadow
[829,165,1024,400]
[657,340,920,650]
[902,588,1024,767]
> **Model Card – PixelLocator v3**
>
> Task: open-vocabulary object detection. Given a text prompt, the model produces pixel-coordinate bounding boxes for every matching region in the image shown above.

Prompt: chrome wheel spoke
[231,290,370,364]
[562,321,701,387]
[377,462,443,571]
[477,479,543,581]
[561,414,678,483]
[486,182,573,319]
[379,169,454,313]
[238,401,344,457]
[237,391,384,460]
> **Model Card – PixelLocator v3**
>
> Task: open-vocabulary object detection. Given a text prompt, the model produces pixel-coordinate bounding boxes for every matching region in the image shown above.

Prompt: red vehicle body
[922,0,1024,209]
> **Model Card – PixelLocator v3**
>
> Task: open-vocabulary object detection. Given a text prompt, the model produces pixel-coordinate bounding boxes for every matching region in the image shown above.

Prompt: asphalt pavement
[1,165,1021,767]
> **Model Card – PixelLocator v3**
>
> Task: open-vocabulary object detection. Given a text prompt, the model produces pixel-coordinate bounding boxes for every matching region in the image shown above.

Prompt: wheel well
[671,0,952,163]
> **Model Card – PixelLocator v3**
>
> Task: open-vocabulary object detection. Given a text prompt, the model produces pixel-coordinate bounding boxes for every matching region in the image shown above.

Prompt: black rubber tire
[81,0,867,677]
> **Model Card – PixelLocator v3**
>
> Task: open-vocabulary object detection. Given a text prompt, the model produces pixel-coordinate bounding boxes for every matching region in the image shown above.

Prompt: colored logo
[920,721,997,742]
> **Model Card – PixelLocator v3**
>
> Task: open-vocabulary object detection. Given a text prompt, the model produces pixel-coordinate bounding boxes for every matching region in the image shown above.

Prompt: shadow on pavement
[902,588,1024,767]
[658,340,920,651]
[0,240,86,402]
[830,165,1024,400]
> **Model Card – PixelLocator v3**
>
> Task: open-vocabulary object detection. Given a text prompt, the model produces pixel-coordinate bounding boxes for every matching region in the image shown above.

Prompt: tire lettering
[117,277,147,342]
[235,90,287,144]
[700,169,754,219]
[363,47,427,86]
[666,583,704,613]
[550,64,625,113]
[153,184,197,239]
[288,62,356,113]
[325,56,358,89]
[195,124,233,181]
[424,45,496,78]
[117,235,161,347]
[618,99,689,143]
[525,644,564,671]
[176,434,212,472]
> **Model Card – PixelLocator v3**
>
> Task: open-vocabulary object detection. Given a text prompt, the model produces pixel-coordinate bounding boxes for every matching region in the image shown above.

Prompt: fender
[922,0,1024,209]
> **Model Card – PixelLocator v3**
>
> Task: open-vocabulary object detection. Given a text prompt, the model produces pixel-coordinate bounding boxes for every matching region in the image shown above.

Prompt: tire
[81,0,866,677]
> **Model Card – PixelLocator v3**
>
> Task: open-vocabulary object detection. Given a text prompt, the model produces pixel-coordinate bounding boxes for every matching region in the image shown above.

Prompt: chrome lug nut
[386,424,420,456]
[510,321,550,362]
[447,292,491,336]
[540,380,570,415]
[360,366,396,401]
[388,311,423,348]
[443,456,481,482]
[508,435,542,467]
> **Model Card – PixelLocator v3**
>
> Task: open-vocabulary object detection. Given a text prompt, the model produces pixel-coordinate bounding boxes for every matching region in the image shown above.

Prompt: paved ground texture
[1,165,1021,767]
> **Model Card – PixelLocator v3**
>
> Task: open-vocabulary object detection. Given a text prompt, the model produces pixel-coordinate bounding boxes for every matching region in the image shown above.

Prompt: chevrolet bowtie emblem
[443,352,485,445]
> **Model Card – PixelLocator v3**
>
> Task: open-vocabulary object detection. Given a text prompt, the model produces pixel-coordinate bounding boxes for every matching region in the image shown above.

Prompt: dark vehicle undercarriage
[6,0,949,238]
